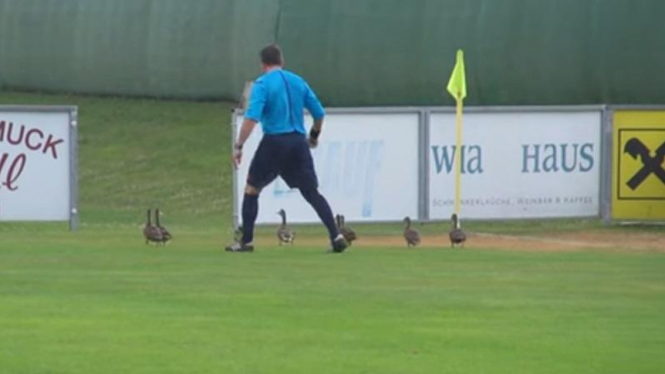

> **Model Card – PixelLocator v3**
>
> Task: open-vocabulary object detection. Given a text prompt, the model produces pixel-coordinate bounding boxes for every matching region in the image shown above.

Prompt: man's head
[260,44,284,71]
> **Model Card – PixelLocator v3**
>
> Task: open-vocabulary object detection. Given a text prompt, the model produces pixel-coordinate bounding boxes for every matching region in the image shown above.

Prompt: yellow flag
[447,50,467,101]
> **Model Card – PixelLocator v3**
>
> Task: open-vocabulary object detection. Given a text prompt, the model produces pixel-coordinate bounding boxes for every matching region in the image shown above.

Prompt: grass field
[1,92,664,373]
[2,228,665,374]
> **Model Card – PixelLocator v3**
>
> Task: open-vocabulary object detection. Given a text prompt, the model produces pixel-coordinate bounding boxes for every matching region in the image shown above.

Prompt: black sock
[301,188,339,242]
[241,194,259,244]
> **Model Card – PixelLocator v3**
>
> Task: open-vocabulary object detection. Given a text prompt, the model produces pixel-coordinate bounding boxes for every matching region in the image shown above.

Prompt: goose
[155,208,172,245]
[403,216,421,248]
[277,209,295,245]
[234,225,244,242]
[143,209,163,245]
[449,213,467,248]
[339,215,357,245]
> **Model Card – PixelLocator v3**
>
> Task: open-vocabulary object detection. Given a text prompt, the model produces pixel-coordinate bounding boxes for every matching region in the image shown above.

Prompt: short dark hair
[260,44,283,66]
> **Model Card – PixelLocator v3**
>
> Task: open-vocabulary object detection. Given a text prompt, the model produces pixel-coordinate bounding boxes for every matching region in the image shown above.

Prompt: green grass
[1,91,664,373]
[1,230,664,374]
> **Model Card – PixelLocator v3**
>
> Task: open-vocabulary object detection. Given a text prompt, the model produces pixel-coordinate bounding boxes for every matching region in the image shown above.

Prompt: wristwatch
[234,143,243,151]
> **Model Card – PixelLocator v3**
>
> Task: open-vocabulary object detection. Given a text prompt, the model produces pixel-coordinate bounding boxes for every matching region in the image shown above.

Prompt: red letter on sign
[26,129,44,151]
[43,135,64,159]
[6,123,25,145]
[5,154,27,191]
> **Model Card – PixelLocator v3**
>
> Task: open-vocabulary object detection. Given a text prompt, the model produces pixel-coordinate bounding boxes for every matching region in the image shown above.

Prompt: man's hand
[308,136,318,149]
[232,144,243,169]
[233,119,256,169]
[308,126,321,149]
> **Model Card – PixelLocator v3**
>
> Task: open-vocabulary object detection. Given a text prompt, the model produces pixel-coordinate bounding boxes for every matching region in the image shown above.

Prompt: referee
[226,44,348,253]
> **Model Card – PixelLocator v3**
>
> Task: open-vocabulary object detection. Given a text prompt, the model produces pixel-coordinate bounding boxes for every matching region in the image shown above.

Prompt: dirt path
[278,230,665,253]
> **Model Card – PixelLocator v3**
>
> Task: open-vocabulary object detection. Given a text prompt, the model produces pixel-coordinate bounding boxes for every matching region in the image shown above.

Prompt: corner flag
[447,50,467,101]
[446,50,467,216]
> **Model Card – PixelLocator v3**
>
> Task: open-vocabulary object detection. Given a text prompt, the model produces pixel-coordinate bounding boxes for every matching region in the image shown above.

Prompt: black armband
[309,128,321,140]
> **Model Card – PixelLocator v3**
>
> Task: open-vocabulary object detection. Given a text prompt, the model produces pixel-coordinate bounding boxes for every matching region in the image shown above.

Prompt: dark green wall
[0,0,278,99]
[1,0,663,106]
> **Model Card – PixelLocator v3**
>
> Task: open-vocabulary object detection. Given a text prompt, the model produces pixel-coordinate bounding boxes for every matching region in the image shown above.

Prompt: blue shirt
[245,69,325,135]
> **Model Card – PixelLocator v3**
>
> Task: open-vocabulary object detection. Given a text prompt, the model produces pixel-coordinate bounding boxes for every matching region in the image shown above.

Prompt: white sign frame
[0,106,78,230]
[230,106,607,226]
[231,108,425,225]
[426,106,604,220]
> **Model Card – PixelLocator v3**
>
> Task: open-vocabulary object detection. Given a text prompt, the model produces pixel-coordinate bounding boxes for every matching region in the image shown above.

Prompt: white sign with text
[234,112,420,224]
[429,111,602,219]
[0,109,73,221]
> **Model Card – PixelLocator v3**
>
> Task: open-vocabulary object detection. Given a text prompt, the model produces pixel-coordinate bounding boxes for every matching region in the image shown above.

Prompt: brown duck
[143,209,163,245]
[403,216,421,247]
[277,209,295,245]
[234,225,244,242]
[155,208,172,245]
[337,214,357,246]
[449,213,467,248]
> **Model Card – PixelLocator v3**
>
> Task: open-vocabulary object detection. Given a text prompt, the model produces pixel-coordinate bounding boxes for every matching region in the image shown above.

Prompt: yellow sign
[612,111,665,220]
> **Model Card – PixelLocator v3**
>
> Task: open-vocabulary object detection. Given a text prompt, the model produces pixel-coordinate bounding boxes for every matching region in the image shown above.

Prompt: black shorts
[247,132,318,191]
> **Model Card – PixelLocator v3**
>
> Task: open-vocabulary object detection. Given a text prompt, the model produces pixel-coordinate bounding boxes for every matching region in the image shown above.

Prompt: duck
[234,225,244,242]
[277,209,295,245]
[449,213,467,248]
[338,215,357,246]
[143,209,163,245]
[155,208,172,245]
[403,216,421,247]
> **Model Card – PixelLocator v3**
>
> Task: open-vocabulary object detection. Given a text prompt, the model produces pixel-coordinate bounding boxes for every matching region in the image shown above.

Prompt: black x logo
[624,138,665,190]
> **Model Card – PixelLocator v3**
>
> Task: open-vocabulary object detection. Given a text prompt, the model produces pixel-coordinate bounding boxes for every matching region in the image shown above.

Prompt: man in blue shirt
[226,45,348,253]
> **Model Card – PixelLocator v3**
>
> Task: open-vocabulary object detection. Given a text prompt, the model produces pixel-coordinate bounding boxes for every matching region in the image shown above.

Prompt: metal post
[419,109,431,221]
[69,107,80,231]
[600,107,614,224]
[231,109,239,229]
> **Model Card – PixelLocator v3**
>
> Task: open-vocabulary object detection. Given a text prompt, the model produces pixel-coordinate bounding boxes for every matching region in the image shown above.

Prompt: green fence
[0,0,278,100]
[1,0,663,106]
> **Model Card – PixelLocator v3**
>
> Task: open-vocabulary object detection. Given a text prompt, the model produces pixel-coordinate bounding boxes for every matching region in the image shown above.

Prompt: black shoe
[329,235,348,253]
[225,241,254,252]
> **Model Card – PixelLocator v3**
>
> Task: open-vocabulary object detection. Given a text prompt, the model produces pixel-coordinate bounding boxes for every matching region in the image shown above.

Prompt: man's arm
[236,118,257,148]
[232,118,257,169]
[233,80,265,168]
[304,82,325,148]
[308,117,323,148]
[311,117,323,132]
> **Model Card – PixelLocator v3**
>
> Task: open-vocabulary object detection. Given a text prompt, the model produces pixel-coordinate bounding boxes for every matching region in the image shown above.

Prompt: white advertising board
[429,110,602,219]
[0,107,76,223]
[234,111,420,224]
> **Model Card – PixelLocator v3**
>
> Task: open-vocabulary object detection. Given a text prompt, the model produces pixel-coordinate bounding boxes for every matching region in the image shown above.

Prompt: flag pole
[454,98,463,216]
[446,49,467,220]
